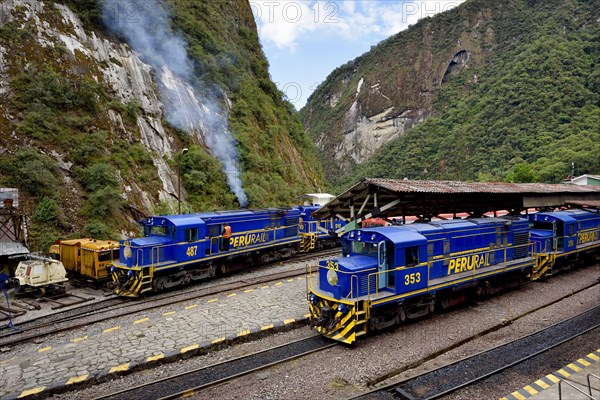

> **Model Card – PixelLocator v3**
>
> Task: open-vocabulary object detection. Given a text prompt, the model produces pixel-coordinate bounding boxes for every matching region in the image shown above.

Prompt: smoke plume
[102,0,249,207]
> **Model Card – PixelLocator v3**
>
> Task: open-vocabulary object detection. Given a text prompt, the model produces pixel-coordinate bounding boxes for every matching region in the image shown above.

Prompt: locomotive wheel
[182,273,192,285]
[154,277,167,292]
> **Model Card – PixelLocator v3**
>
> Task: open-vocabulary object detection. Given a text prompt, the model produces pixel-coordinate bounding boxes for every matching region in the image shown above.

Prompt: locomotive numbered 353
[308,210,600,344]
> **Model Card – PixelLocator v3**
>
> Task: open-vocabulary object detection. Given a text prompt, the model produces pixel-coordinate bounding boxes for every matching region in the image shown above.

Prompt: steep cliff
[0,0,322,250]
[300,0,599,185]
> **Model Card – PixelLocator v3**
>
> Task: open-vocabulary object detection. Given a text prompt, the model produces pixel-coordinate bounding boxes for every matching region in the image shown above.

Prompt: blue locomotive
[308,210,600,344]
[112,205,344,296]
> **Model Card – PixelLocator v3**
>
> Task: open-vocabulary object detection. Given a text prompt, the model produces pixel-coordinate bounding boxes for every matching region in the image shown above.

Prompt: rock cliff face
[0,0,322,242]
[1,0,174,218]
[300,1,500,180]
[304,0,599,187]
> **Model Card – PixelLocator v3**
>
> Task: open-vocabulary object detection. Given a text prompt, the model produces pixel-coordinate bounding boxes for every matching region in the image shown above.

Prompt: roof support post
[357,194,371,217]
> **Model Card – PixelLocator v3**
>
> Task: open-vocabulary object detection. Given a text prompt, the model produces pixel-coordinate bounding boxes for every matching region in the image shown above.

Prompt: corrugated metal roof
[314,178,600,221]
[366,178,600,194]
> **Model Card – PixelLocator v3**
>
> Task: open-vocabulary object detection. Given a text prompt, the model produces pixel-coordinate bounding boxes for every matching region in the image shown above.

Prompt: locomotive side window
[99,251,111,262]
[405,246,419,267]
[185,228,198,242]
[208,225,219,236]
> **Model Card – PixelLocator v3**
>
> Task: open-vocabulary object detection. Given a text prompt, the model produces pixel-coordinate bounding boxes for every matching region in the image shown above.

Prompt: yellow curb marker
[207,299,218,303]
[244,289,254,293]
[38,346,52,353]
[147,353,165,362]
[185,304,198,309]
[589,353,600,361]
[163,311,176,316]
[284,319,295,325]
[578,358,591,367]
[67,374,89,385]
[212,337,225,344]
[18,387,45,398]
[260,285,269,289]
[523,385,537,395]
[274,282,283,286]
[227,293,237,297]
[510,391,526,400]
[534,379,549,389]
[567,363,581,372]
[103,326,120,334]
[547,374,560,383]
[181,344,199,354]
[134,317,150,324]
[237,330,251,337]
[109,363,130,373]
[71,336,88,343]
[286,279,294,282]
[556,369,570,377]
[261,324,274,330]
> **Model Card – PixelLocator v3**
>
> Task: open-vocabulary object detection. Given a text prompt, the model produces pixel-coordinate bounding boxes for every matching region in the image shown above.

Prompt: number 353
[404,272,421,285]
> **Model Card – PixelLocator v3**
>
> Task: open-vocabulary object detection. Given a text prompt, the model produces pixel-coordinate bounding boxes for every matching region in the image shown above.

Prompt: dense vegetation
[0,0,322,251]
[302,0,599,191]
[64,0,323,208]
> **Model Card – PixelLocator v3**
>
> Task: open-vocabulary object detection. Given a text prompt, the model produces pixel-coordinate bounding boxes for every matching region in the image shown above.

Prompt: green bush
[81,163,118,192]
[33,197,58,223]
[82,186,124,219]
[0,150,60,197]
[83,221,115,239]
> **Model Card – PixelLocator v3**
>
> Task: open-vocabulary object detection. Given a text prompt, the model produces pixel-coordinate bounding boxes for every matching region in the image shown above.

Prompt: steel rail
[93,335,336,400]
[351,304,600,400]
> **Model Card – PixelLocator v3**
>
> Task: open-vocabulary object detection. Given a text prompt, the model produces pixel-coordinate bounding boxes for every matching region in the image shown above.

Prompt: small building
[570,175,600,186]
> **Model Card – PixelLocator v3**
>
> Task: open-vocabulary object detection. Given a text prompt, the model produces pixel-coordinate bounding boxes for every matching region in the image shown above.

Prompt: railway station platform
[501,349,600,400]
[0,275,310,399]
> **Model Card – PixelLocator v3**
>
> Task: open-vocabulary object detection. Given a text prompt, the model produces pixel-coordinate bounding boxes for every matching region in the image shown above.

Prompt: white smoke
[102,0,248,207]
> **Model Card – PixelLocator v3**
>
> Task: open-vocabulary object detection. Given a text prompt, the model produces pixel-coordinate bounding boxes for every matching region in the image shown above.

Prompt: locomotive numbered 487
[112,206,343,296]
[308,210,600,344]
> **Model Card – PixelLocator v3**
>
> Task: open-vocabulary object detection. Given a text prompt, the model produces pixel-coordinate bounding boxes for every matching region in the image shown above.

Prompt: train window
[99,251,111,262]
[112,249,119,260]
[405,247,419,267]
[150,225,168,236]
[185,228,198,242]
[427,244,434,256]
[352,241,378,257]
[208,226,219,236]
[568,225,574,236]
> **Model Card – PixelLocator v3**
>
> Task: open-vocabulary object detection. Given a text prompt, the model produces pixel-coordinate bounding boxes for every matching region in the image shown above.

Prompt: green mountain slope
[0,0,322,250]
[301,0,599,189]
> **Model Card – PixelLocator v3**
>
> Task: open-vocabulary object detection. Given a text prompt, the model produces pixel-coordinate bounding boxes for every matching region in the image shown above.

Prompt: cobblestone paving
[0,277,309,398]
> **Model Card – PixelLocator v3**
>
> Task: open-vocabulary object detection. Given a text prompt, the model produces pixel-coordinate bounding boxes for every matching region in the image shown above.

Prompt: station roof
[314,178,600,222]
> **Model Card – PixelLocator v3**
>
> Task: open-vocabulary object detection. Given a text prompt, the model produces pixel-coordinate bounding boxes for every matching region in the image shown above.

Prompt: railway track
[94,335,335,400]
[0,248,339,347]
[352,305,600,400]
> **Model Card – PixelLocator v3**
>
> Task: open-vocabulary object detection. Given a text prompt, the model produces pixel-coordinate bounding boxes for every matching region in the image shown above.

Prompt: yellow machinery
[54,239,120,281]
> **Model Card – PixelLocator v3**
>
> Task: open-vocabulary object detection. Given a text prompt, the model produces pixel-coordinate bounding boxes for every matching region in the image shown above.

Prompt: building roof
[314,178,600,221]
[0,241,29,257]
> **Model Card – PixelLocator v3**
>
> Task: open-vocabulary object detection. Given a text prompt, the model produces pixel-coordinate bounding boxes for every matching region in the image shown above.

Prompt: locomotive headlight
[110,266,116,273]
[338,303,347,314]
[127,270,135,278]
[326,269,338,286]
[310,294,318,305]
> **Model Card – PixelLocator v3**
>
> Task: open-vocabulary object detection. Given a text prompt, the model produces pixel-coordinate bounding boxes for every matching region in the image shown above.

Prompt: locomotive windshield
[351,241,378,257]
[531,221,554,231]
[150,225,169,236]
